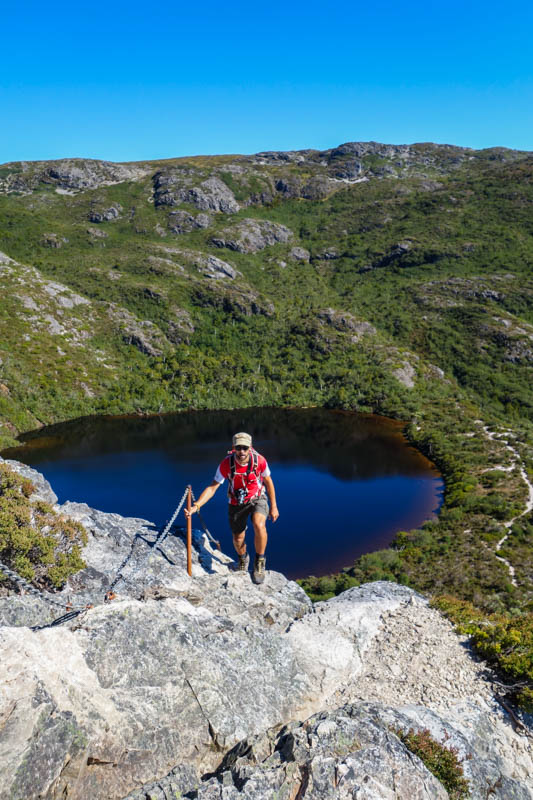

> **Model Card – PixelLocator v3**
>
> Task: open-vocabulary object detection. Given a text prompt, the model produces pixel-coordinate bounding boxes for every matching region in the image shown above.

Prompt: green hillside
[1,142,533,702]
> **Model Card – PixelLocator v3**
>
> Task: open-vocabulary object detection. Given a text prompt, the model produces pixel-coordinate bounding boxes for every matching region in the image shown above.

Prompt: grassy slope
[0,147,532,609]
[2,144,533,705]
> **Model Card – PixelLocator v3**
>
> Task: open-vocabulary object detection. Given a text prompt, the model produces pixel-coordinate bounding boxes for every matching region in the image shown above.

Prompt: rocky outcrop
[318,308,377,342]
[154,172,239,214]
[1,461,532,800]
[358,241,413,273]
[0,160,149,194]
[181,177,240,214]
[275,175,336,201]
[392,361,417,388]
[150,245,241,282]
[87,227,108,240]
[200,254,241,280]
[40,233,68,248]
[89,205,122,223]
[289,246,310,262]
[166,307,195,344]
[0,250,15,265]
[128,703,452,799]
[210,219,293,253]
[193,284,274,317]
[168,210,212,234]
[106,304,169,356]
[251,141,494,184]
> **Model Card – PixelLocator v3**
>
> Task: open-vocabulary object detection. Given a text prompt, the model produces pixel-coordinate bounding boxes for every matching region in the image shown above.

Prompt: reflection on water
[2,408,444,579]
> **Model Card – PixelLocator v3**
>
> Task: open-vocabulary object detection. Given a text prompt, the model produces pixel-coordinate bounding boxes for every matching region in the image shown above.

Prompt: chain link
[108,486,190,593]
[0,560,89,612]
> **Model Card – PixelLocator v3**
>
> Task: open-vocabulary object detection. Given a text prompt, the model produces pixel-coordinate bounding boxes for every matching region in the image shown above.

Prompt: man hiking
[185,432,279,583]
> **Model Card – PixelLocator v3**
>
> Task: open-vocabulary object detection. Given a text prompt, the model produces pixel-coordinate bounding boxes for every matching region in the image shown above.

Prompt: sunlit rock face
[0,460,532,799]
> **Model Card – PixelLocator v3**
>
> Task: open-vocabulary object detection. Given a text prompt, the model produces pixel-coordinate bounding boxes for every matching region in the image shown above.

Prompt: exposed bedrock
[0,459,532,799]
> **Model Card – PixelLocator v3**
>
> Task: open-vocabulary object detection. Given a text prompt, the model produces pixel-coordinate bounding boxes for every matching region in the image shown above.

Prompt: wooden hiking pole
[186,485,192,576]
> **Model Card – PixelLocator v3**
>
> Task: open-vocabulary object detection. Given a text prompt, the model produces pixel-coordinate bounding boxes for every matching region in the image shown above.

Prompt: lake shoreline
[2,407,444,580]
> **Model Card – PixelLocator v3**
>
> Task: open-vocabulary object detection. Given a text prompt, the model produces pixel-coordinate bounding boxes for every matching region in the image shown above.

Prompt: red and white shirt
[214,451,271,505]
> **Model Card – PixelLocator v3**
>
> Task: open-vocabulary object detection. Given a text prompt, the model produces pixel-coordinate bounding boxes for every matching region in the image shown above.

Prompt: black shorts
[228,494,269,535]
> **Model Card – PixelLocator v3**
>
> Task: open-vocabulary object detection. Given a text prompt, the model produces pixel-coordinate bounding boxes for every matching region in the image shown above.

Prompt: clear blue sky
[1,0,532,162]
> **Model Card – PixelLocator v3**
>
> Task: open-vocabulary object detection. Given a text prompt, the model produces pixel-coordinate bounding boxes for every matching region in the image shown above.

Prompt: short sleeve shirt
[214,451,271,505]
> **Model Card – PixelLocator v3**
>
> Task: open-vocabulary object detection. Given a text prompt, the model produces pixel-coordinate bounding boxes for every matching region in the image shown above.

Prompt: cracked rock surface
[0,460,532,799]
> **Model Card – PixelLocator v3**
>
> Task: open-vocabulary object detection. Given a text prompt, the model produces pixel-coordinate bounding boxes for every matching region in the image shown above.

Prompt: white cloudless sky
[1,0,532,161]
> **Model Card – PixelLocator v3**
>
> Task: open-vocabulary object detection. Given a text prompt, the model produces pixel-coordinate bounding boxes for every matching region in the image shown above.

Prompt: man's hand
[269,506,279,523]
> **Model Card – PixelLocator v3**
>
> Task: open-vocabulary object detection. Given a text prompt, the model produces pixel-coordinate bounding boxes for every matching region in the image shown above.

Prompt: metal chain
[108,486,190,593]
[107,529,158,593]
[191,489,221,550]
[0,559,89,612]
[31,610,87,632]
[1,485,196,630]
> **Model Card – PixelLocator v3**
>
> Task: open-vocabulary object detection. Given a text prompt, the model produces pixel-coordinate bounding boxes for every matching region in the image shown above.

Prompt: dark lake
[1,408,444,580]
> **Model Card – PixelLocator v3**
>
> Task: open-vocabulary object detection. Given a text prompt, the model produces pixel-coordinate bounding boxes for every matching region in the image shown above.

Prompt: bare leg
[232,530,246,556]
[252,512,268,556]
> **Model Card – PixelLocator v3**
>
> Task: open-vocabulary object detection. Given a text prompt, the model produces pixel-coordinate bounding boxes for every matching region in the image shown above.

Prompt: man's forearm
[265,478,277,509]
[195,483,219,509]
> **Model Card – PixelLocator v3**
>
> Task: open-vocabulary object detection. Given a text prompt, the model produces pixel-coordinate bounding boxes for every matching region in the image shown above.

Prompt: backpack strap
[227,449,260,501]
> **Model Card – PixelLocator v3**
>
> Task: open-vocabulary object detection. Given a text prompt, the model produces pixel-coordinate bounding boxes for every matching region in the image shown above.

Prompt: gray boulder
[393,361,417,388]
[211,219,293,253]
[168,210,212,234]
[182,177,240,214]
[200,254,241,280]
[87,227,108,239]
[89,205,122,223]
[289,246,310,262]
[40,233,68,248]
[318,308,377,341]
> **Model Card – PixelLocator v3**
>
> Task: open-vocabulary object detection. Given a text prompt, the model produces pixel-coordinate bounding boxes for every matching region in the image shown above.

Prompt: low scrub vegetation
[0,464,86,589]
[433,595,533,712]
[392,726,470,799]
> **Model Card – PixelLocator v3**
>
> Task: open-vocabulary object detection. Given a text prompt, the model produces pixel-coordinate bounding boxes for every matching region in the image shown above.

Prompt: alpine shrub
[393,726,470,799]
[0,464,87,589]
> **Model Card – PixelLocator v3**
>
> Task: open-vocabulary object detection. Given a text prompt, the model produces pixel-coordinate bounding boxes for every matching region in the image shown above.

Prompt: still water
[2,408,443,579]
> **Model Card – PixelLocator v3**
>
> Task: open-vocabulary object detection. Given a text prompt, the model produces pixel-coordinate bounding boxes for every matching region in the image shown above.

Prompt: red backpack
[227,449,263,505]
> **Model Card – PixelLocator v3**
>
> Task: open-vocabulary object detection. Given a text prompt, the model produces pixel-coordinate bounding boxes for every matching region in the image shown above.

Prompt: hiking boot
[234,553,249,573]
[253,555,266,584]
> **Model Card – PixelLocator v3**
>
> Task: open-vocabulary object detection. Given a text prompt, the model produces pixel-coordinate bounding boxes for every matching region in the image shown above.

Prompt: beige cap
[232,432,252,447]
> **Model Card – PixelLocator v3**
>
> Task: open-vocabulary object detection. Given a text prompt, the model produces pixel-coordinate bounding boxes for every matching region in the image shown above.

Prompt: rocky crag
[1,457,532,799]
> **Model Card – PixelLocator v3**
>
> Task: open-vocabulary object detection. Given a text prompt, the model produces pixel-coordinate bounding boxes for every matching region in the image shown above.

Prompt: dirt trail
[482,426,533,587]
